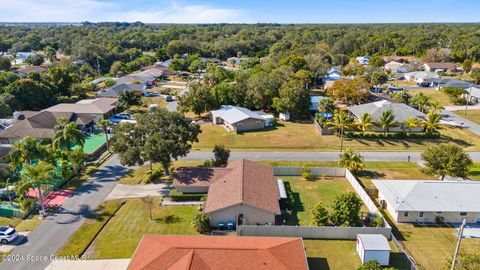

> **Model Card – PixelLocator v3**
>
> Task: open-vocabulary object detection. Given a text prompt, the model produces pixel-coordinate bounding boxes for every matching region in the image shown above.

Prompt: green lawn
[407,88,453,106]
[194,122,480,152]
[283,176,366,226]
[304,239,410,270]
[469,163,480,180]
[394,223,480,270]
[0,213,43,232]
[357,162,432,189]
[84,198,198,259]
[57,199,124,257]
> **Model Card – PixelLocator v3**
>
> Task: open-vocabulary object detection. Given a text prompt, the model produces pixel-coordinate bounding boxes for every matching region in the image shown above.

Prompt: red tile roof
[204,159,280,215]
[128,235,308,270]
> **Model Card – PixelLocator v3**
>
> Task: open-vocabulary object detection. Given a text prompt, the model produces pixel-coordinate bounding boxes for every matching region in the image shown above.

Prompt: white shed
[356,234,391,266]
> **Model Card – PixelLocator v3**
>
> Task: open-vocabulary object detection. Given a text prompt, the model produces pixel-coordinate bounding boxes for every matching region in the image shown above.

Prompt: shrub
[311,202,329,226]
[146,169,162,183]
[169,190,205,201]
[191,211,210,234]
[301,166,314,181]
[330,192,362,226]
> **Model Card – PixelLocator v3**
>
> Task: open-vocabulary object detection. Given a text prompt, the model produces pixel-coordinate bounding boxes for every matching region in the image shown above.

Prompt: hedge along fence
[237,225,392,240]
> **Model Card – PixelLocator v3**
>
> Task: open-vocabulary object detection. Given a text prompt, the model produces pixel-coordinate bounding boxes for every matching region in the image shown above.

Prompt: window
[403,212,409,217]
[256,121,261,125]
[419,212,424,217]
[460,212,468,216]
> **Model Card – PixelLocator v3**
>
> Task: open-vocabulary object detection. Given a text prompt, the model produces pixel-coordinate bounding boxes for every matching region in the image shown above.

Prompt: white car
[0,226,18,244]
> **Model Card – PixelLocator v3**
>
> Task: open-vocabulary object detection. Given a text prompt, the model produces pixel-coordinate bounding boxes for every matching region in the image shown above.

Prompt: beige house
[173,159,281,227]
[44,98,118,121]
[373,180,480,223]
[210,105,274,132]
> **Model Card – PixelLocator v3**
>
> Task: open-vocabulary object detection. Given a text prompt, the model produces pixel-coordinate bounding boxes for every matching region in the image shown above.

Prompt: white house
[356,56,370,65]
[210,105,274,132]
[373,180,480,223]
[404,71,440,86]
[356,234,391,266]
[384,61,410,74]
[462,86,480,104]
[323,67,341,82]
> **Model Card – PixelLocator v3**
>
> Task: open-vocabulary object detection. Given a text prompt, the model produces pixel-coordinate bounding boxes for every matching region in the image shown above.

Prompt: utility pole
[451,218,466,270]
[340,124,344,153]
[464,86,472,116]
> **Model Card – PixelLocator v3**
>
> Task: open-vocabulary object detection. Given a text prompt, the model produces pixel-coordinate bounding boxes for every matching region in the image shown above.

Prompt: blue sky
[1,0,480,23]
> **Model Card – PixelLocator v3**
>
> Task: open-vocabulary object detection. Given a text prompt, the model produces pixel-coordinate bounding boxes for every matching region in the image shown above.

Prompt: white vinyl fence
[237,225,391,240]
[272,167,346,177]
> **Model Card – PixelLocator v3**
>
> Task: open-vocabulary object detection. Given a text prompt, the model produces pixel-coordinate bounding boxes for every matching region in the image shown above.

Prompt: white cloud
[0,0,248,23]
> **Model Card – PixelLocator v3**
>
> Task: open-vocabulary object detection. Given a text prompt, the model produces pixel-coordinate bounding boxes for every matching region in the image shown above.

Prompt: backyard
[282,176,367,226]
[407,88,454,106]
[58,197,198,259]
[194,121,480,151]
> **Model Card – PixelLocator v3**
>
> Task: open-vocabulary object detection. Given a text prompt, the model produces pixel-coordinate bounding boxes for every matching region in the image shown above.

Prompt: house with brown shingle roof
[422,62,458,73]
[15,65,48,77]
[174,159,281,226]
[128,235,309,270]
[44,98,117,120]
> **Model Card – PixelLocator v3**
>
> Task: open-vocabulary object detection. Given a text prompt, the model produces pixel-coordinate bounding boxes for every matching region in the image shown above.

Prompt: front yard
[454,109,480,125]
[194,121,480,151]
[58,197,198,259]
[407,88,454,106]
[282,176,367,226]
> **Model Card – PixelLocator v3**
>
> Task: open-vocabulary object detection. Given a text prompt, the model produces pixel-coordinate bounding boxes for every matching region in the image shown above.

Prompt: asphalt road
[441,109,480,136]
[1,156,131,270]
[183,151,480,162]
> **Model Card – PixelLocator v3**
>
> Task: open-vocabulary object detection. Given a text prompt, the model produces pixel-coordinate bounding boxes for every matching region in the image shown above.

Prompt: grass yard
[391,80,418,88]
[304,239,410,270]
[0,213,43,232]
[468,163,480,180]
[407,88,453,106]
[282,176,366,226]
[357,162,432,189]
[57,199,124,257]
[455,109,480,125]
[194,122,480,152]
[395,223,480,270]
[85,198,198,259]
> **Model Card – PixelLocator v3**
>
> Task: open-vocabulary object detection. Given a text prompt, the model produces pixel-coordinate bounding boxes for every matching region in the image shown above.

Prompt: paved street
[183,151,480,162]
[441,110,480,136]
[1,156,131,270]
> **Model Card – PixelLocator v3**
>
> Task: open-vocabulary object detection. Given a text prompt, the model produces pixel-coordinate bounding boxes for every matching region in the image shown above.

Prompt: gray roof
[432,78,473,89]
[373,180,480,212]
[210,105,266,124]
[466,86,480,98]
[99,83,144,97]
[404,71,439,80]
[348,100,425,122]
[357,234,390,251]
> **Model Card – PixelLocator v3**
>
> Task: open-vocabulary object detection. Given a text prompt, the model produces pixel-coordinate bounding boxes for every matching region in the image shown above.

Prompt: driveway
[441,110,480,136]
[105,183,171,200]
[0,155,132,270]
[45,259,130,270]
[0,232,29,253]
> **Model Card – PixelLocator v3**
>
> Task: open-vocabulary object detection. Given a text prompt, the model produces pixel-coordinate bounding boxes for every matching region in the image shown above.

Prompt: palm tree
[53,122,85,154]
[16,161,59,216]
[429,101,443,113]
[97,119,111,151]
[339,148,365,174]
[44,45,56,63]
[404,117,421,134]
[69,147,86,173]
[410,93,431,113]
[9,136,47,167]
[376,110,399,135]
[422,112,443,134]
[326,110,353,152]
[356,113,373,136]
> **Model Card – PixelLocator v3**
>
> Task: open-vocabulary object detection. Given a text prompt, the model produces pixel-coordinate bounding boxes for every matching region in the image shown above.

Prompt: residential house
[430,78,473,90]
[462,86,480,104]
[174,159,282,226]
[115,72,156,86]
[404,71,440,86]
[356,56,370,65]
[310,96,325,111]
[347,100,425,132]
[128,235,309,270]
[98,83,146,98]
[226,57,252,66]
[423,62,458,73]
[15,65,48,77]
[210,105,274,132]
[383,56,418,64]
[44,98,118,121]
[323,67,341,82]
[384,61,410,74]
[0,111,93,144]
[140,64,174,76]
[373,180,480,223]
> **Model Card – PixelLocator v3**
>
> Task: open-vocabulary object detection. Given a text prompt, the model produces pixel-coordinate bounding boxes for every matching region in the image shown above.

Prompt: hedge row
[168,190,206,201]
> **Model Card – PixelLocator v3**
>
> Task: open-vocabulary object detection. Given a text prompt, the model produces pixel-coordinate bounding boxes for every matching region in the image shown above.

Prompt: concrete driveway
[45,259,130,270]
[0,232,29,253]
[105,183,171,200]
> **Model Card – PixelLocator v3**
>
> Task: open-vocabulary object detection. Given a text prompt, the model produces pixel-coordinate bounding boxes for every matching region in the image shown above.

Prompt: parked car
[143,91,159,97]
[109,113,133,123]
[165,95,174,102]
[0,226,18,244]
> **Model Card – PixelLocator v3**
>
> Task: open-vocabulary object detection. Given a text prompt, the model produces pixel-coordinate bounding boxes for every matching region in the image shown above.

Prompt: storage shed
[356,234,391,266]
